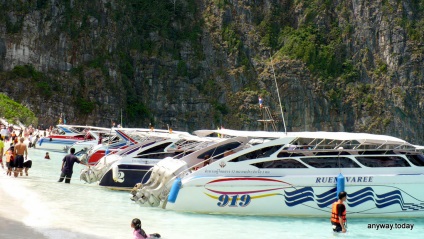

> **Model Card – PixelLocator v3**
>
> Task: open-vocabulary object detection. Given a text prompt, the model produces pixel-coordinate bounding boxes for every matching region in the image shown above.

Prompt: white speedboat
[98,135,223,190]
[36,125,109,152]
[79,129,142,165]
[81,129,222,190]
[79,129,186,184]
[80,139,158,185]
[132,129,424,217]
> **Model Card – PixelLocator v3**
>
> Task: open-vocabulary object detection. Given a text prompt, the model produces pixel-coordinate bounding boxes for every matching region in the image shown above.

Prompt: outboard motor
[132,157,189,207]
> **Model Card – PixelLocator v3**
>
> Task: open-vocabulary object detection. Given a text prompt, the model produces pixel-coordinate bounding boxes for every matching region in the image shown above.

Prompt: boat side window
[197,142,241,160]
[314,151,351,156]
[355,156,411,167]
[136,152,176,159]
[251,159,307,168]
[277,151,306,157]
[137,142,173,155]
[358,150,395,155]
[405,154,424,166]
[111,136,120,143]
[229,145,282,162]
[300,157,361,168]
[174,151,194,159]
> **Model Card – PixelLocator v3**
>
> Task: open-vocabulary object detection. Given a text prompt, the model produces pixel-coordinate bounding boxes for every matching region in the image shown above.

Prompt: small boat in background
[36,125,109,152]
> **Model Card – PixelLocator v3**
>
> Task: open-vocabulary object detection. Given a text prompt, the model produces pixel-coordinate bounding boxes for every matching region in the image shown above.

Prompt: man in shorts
[58,148,89,183]
[14,137,28,177]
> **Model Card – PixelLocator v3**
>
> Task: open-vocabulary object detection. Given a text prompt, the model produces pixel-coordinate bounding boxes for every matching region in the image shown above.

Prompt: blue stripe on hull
[284,186,424,214]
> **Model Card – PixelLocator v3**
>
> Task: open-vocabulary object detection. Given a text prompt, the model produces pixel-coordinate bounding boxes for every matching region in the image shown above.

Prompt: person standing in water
[58,148,89,183]
[0,137,4,169]
[14,137,28,177]
[331,191,347,233]
[23,157,32,176]
[5,144,14,176]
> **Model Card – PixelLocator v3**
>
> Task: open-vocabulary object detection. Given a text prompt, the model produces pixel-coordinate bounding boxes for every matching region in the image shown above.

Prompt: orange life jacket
[5,150,14,162]
[330,201,347,224]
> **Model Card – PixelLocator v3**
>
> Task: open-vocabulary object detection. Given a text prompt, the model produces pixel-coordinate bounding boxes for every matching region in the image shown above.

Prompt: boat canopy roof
[193,129,410,146]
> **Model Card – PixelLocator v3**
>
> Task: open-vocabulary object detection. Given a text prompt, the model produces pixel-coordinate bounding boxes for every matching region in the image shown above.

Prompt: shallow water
[0,148,423,238]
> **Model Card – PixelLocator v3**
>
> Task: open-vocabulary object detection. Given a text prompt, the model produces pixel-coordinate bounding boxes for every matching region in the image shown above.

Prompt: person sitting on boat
[194,155,211,170]
[203,155,211,166]
[98,134,103,145]
[223,148,234,157]
[131,218,161,239]
[331,191,347,233]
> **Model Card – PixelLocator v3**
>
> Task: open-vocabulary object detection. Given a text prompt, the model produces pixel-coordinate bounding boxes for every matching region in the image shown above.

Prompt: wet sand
[0,172,48,238]
[0,216,48,239]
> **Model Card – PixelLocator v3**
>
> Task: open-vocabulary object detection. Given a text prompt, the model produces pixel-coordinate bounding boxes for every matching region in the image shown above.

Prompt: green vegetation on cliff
[0,0,423,142]
[0,93,37,125]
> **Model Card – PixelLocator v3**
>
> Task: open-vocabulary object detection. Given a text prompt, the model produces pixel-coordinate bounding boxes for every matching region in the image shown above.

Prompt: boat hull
[36,138,83,151]
[99,164,152,190]
[166,174,424,217]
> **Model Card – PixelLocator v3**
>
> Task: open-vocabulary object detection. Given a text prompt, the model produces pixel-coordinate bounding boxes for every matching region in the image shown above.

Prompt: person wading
[58,148,89,183]
[14,137,28,177]
[331,191,347,233]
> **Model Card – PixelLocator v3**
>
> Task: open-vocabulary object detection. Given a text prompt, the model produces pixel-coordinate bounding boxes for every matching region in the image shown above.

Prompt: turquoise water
[1,148,423,238]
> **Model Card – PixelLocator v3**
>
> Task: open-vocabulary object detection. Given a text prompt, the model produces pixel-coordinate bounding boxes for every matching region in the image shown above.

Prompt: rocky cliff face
[0,0,423,144]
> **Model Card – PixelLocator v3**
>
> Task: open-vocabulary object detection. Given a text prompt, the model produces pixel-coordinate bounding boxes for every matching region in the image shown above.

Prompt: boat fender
[336,173,345,200]
[167,178,182,203]
[112,165,119,182]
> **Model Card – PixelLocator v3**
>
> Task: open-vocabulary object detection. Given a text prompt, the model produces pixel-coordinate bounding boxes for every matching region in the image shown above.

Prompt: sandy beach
[0,172,48,239]
[0,171,102,239]
[0,216,48,239]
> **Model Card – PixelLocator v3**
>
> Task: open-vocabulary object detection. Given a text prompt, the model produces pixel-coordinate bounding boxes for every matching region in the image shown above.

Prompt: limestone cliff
[0,0,423,144]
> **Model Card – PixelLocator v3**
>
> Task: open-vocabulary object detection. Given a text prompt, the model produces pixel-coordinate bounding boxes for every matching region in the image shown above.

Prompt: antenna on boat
[269,52,287,135]
[120,108,123,127]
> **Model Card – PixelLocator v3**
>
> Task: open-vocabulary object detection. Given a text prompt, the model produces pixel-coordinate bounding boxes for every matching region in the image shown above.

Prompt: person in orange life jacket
[331,191,347,233]
[5,144,15,176]
[0,136,4,169]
